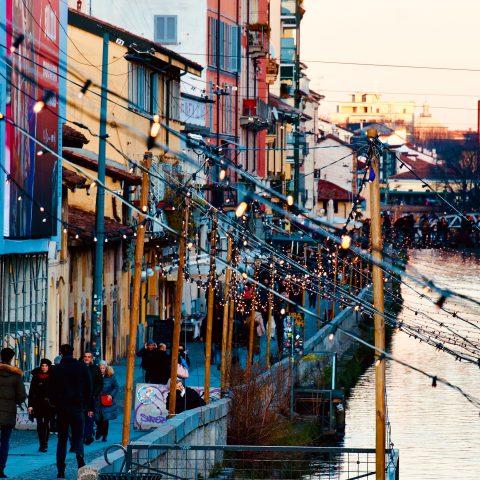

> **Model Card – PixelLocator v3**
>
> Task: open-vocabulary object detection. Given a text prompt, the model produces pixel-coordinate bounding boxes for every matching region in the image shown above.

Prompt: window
[168,80,181,121]
[154,15,177,44]
[128,64,155,114]
[208,17,240,72]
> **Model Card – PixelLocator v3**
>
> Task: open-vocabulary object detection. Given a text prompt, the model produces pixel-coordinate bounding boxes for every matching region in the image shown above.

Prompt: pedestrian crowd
[360,212,480,249]
[0,344,119,479]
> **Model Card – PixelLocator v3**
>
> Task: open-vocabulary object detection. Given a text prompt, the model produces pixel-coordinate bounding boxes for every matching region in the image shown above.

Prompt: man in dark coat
[136,340,163,383]
[49,344,92,479]
[166,378,205,415]
[80,351,103,444]
[0,347,27,478]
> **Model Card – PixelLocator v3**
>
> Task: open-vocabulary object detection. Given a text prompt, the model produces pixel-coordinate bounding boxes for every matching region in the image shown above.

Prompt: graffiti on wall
[134,383,221,430]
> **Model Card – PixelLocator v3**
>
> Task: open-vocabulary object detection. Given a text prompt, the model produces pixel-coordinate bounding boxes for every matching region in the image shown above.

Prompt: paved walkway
[6,344,221,480]
[6,302,329,480]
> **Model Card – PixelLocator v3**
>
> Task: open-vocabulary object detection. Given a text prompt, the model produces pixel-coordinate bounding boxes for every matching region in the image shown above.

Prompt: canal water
[343,249,480,479]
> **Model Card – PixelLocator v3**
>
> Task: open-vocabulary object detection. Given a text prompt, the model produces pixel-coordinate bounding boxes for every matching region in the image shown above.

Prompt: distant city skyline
[302,0,480,131]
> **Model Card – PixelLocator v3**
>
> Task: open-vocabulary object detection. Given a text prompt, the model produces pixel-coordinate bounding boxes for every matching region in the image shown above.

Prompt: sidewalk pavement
[6,304,328,480]
[7,344,221,480]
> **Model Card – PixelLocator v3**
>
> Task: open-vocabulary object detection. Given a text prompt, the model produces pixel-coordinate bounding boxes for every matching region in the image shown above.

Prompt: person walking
[28,358,54,452]
[136,340,162,383]
[0,347,27,478]
[80,351,103,445]
[48,344,91,479]
[94,361,119,442]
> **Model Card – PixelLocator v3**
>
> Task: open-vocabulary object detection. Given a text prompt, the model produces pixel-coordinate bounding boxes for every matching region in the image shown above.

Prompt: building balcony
[248,24,269,59]
[266,58,279,85]
[240,98,272,131]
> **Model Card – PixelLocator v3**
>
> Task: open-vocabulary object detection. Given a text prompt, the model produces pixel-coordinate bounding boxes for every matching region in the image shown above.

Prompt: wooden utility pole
[246,262,258,375]
[204,213,218,403]
[316,244,322,329]
[168,197,190,416]
[225,285,235,386]
[266,259,275,369]
[367,128,386,480]
[220,232,233,394]
[331,246,339,320]
[122,153,151,445]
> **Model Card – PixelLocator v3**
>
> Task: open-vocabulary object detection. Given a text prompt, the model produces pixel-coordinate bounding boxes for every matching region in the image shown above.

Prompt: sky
[301,0,480,131]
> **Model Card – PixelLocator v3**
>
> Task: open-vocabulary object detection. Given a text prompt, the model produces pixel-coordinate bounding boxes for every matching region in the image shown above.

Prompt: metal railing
[104,444,399,480]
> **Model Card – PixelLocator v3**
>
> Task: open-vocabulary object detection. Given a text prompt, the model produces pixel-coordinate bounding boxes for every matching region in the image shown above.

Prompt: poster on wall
[282,311,304,358]
[134,383,221,430]
[4,0,60,238]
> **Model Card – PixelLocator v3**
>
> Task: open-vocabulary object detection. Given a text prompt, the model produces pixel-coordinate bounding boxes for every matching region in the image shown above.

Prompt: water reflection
[343,250,480,480]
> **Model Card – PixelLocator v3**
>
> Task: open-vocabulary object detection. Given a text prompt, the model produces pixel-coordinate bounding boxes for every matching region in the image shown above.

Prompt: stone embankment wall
[78,399,230,480]
[78,288,373,480]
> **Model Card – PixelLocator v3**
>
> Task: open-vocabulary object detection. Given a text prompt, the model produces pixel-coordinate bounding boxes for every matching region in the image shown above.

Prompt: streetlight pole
[91,31,109,363]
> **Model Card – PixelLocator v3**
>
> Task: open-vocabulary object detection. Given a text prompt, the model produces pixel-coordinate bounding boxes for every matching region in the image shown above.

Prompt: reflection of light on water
[343,250,480,480]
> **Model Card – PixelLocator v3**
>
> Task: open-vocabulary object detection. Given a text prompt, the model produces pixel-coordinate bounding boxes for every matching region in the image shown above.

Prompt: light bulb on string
[235,201,248,218]
[375,353,386,367]
[78,79,92,99]
[219,169,226,181]
[341,234,351,250]
[287,195,294,206]
[33,90,54,114]
[10,34,25,53]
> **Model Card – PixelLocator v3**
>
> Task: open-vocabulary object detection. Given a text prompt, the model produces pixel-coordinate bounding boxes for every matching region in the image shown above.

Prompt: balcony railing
[241,97,272,130]
[248,26,269,58]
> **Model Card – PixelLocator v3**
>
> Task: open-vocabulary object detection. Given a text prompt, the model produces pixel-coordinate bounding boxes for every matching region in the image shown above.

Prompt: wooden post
[225,285,235,386]
[359,256,364,290]
[220,232,233,394]
[316,244,322,329]
[266,259,274,369]
[367,128,386,480]
[246,262,258,375]
[204,213,218,403]
[168,197,190,416]
[122,153,151,445]
[331,246,339,319]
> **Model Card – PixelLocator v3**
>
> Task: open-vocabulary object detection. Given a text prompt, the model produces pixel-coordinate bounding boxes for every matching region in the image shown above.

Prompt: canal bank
[342,249,480,480]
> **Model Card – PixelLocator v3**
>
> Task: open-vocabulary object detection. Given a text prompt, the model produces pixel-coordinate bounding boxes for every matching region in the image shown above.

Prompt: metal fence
[104,444,399,480]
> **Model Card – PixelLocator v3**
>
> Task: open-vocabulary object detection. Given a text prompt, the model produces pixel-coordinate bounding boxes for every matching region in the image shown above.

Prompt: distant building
[413,103,449,142]
[332,92,415,134]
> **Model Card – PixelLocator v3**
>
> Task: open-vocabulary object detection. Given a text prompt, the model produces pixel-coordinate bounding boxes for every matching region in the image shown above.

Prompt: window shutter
[219,21,224,70]
[166,16,176,43]
[155,16,165,43]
